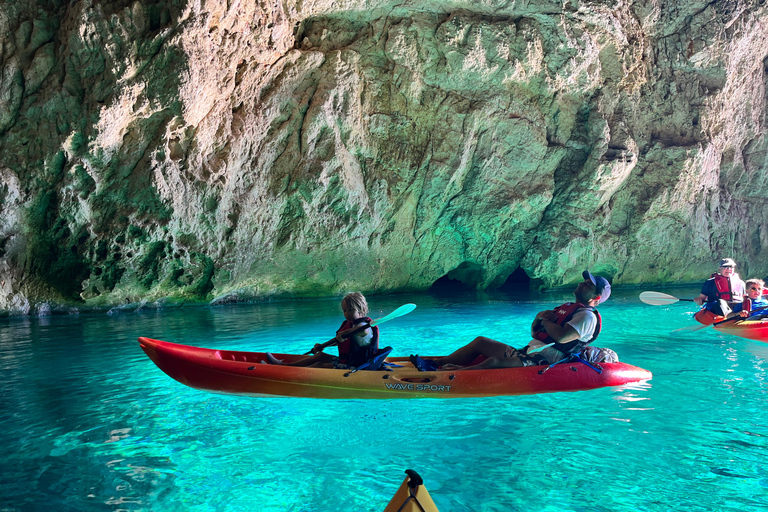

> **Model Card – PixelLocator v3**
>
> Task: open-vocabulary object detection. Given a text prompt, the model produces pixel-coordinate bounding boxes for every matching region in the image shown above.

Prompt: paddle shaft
[713,304,768,327]
[306,323,372,354]
[302,303,417,355]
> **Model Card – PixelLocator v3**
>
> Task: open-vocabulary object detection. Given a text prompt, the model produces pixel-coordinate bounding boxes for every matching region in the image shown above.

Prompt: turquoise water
[1,287,767,511]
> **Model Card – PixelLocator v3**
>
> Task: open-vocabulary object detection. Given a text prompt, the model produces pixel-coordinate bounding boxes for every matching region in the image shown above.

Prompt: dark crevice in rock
[428,274,473,294]
[496,266,532,293]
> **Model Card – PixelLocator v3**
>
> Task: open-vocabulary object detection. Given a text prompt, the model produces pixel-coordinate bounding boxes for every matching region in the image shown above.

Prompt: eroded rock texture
[0,0,766,314]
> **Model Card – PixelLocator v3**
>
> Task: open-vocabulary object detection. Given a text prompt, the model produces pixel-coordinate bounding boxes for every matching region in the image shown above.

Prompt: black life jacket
[336,317,379,367]
[533,302,601,355]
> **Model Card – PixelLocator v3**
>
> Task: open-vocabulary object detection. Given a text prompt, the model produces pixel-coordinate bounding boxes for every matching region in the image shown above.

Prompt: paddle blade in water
[672,323,710,333]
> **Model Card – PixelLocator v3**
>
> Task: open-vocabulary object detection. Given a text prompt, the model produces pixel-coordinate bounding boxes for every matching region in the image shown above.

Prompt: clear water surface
[1,287,767,511]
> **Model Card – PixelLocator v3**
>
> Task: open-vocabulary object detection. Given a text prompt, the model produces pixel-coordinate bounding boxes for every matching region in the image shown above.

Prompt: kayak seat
[359,346,393,371]
[343,347,393,376]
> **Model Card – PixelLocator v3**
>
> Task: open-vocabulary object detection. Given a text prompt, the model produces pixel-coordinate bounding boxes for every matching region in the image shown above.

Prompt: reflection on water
[1,287,767,511]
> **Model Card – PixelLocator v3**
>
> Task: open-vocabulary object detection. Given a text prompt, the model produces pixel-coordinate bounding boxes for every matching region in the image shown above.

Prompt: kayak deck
[139,337,653,399]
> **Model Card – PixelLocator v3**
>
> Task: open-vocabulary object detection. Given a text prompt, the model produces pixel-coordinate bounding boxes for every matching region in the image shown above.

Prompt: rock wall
[0,0,766,314]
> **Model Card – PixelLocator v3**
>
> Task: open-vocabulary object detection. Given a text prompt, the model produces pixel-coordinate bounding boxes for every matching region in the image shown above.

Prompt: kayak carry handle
[404,469,423,488]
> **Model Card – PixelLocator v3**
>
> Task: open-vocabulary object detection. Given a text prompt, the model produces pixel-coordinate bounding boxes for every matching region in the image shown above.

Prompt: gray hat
[583,270,611,304]
[719,258,736,268]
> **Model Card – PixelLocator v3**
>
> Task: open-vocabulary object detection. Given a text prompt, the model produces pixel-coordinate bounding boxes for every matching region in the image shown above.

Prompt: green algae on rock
[0,0,767,314]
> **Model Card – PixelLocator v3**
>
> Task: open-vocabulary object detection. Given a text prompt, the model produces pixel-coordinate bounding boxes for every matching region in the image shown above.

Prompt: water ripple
[1,291,768,510]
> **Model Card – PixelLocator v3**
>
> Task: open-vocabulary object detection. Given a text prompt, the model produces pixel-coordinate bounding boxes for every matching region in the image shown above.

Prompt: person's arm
[693,293,708,306]
[724,302,745,319]
[531,309,557,337]
[542,309,597,345]
[337,322,373,346]
[694,280,713,306]
[538,318,581,344]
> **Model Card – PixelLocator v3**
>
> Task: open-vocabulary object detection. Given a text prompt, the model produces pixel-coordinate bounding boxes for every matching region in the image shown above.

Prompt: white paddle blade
[527,342,554,354]
[640,291,681,305]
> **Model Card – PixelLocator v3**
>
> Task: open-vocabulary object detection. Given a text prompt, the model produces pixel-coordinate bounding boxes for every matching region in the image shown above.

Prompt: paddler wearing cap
[692,257,747,324]
[408,270,611,371]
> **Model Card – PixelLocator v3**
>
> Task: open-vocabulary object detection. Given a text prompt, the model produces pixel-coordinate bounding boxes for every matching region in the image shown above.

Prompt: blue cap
[583,270,611,304]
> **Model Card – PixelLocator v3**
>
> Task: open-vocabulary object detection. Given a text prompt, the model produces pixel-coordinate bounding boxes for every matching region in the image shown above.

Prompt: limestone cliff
[0,0,766,314]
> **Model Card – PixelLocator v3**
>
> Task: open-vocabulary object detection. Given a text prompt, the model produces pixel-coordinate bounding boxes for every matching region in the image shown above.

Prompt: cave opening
[497,266,532,294]
[428,261,483,295]
[428,274,474,294]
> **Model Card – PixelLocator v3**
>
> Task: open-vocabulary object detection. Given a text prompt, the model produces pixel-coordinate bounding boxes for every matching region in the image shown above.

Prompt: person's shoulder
[572,308,597,320]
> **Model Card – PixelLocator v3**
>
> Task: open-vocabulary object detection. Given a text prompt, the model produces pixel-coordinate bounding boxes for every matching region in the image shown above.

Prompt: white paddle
[640,291,697,306]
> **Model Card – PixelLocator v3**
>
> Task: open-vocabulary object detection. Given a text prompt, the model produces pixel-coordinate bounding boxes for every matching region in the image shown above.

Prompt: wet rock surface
[0,0,766,314]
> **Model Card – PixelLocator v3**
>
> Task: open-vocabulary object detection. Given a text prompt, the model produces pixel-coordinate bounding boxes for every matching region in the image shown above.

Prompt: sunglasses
[749,287,762,291]
[721,266,735,269]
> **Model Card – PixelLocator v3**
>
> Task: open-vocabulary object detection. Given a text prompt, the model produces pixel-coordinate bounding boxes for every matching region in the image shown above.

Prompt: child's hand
[310,343,326,354]
[353,328,373,347]
[740,310,749,318]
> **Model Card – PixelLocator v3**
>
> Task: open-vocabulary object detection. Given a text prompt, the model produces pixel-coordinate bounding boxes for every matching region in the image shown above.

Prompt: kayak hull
[138,337,653,399]
[714,320,768,342]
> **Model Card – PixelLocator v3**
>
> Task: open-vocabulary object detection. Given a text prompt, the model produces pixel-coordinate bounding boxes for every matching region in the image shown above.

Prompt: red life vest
[336,317,379,367]
[533,302,602,355]
[712,273,734,301]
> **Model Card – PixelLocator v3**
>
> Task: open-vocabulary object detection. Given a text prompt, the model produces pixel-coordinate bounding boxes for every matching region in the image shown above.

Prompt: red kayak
[138,337,653,399]
[714,320,768,342]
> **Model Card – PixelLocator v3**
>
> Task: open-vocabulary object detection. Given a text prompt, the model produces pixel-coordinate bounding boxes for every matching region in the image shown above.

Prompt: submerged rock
[0,0,766,314]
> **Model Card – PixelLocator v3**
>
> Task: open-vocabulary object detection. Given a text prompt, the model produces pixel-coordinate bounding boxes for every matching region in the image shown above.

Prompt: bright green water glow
[1,287,767,511]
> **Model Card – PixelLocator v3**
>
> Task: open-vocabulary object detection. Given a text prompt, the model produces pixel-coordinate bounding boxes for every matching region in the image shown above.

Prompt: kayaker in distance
[723,278,768,320]
[265,292,379,368]
[693,258,746,325]
[410,270,611,371]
